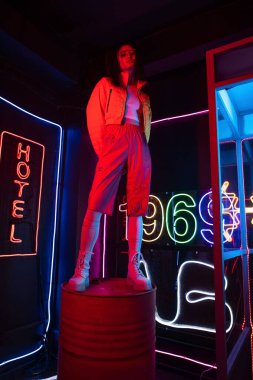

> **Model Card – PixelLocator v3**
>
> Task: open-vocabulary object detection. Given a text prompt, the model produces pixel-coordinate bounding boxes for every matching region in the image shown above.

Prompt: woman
[68,43,152,292]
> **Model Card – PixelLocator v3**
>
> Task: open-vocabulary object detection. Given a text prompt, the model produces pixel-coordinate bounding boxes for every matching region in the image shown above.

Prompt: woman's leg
[80,209,102,252]
[68,210,102,291]
[125,125,152,290]
[128,215,143,256]
[68,125,128,291]
[127,215,151,290]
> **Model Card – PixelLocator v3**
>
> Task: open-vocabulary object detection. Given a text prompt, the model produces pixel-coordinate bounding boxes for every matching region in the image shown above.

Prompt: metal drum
[58,278,156,380]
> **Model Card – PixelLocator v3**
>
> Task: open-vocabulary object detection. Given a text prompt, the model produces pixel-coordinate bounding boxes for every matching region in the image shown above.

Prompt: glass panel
[215,76,253,377]
[219,142,241,249]
[216,79,253,252]
[224,257,245,355]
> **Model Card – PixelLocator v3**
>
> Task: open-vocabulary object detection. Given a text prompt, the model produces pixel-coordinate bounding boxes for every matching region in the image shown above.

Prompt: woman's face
[117,44,136,72]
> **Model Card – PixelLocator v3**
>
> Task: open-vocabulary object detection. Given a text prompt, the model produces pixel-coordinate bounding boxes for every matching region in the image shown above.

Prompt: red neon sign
[0,131,45,257]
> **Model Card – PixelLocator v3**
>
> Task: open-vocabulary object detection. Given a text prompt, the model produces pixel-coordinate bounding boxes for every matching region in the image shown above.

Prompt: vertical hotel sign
[0,132,45,257]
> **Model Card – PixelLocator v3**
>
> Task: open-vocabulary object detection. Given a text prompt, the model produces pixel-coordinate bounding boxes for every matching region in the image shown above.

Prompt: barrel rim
[62,278,156,299]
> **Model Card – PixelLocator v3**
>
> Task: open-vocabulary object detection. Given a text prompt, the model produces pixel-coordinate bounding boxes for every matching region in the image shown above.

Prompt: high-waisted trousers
[88,123,152,216]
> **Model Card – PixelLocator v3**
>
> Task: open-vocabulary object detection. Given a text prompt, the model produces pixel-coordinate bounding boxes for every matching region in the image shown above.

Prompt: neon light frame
[0,96,63,367]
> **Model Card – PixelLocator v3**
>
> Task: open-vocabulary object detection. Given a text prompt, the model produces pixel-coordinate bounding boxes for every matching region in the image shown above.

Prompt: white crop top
[123,85,140,126]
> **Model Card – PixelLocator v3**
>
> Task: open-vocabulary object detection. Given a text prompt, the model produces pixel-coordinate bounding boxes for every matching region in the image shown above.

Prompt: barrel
[58,278,156,380]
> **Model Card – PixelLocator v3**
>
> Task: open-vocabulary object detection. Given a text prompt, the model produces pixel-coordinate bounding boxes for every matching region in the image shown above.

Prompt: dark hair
[105,43,145,87]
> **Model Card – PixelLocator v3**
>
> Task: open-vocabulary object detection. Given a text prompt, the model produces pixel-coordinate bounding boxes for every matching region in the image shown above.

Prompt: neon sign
[119,195,165,242]
[0,132,45,256]
[198,184,240,245]
[143,195,165,242]
[118,182,252,246]
[141,259,233,333]
[166,193,197,244]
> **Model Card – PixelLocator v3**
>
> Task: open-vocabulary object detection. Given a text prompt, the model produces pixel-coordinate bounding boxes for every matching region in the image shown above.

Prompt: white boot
[127,253,152,291]
[68,251,94,291]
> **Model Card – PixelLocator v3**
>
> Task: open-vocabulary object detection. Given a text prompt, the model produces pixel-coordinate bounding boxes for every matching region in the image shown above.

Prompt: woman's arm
[86,78,107,157]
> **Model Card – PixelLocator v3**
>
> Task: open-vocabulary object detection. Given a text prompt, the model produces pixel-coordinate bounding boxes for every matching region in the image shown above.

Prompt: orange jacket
[86,77,152,156]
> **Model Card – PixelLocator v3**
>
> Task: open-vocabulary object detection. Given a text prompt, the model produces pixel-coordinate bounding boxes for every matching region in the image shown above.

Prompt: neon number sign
[166,193,197,244]
[0,132,45,257]
[143,195,164,242]
[199,182,240,245]
[119,193,198,245]
[119,195,165,242]
[119,201,128,240]
[199,191,215,244]
[118,183,251,246]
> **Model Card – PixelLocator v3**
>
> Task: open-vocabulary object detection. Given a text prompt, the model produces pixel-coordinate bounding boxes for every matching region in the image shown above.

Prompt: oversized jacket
[86,77,152,156]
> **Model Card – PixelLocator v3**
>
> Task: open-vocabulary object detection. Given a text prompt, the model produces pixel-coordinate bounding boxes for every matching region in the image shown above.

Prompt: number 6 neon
[166,193,197,244]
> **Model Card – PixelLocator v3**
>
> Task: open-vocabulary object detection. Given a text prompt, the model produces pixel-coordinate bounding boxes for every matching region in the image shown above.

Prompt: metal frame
[206,36,253,380]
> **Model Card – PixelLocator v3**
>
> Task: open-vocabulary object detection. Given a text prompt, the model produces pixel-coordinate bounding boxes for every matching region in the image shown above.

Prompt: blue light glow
[0,344,44,367]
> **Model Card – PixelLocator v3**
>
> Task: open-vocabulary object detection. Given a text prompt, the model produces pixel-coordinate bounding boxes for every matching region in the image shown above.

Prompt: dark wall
[147,59,211,193]
[149,60,208,119]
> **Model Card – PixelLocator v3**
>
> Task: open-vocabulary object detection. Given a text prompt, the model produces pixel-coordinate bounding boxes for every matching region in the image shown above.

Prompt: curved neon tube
[145,260,233,333]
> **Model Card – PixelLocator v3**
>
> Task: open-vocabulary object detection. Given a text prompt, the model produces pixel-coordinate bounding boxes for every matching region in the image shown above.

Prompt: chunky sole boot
[127,253,152,291]
[68,251,94,292]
